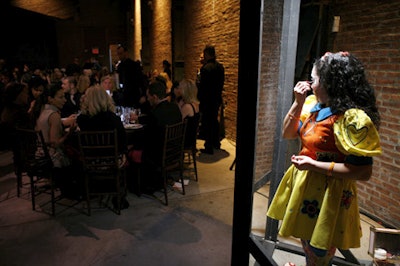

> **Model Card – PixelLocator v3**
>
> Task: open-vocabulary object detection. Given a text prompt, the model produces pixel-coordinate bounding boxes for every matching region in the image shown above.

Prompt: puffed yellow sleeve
[300,94,317,122]
[334,108,382,156]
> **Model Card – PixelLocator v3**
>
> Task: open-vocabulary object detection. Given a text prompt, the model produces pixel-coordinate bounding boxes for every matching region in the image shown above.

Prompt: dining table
[64,116,146,158]
[124,122,145,150]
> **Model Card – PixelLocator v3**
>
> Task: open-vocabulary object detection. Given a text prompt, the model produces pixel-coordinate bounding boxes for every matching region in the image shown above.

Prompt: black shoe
[200,148,214,154]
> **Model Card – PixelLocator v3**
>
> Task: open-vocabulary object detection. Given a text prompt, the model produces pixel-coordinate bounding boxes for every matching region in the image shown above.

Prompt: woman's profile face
[49,89,66,110]
[311,67,329,105]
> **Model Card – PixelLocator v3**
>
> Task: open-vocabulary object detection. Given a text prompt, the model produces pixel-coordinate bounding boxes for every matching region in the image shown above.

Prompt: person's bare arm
[291,155,373,181]
[180,103,192,121]
[62,114,77,127]
[48,112,75,148]
[282,81,311,139]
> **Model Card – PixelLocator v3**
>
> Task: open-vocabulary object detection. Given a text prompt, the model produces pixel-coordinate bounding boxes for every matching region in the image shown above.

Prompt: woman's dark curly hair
[313,51,380,128]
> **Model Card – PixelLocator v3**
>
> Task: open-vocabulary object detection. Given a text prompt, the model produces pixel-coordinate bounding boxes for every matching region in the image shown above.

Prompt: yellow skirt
[266,165,362,250]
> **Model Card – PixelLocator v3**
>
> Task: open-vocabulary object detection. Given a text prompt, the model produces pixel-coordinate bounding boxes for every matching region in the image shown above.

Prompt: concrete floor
[0,139,379,266]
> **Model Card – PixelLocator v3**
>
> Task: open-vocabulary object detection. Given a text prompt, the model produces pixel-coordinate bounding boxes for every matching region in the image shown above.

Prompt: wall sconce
[332,16,340,33]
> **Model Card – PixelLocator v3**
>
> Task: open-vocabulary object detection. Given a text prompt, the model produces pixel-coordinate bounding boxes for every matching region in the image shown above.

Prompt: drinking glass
[123,107,131,124]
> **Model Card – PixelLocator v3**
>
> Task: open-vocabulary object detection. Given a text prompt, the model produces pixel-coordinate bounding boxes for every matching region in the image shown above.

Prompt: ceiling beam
[10,0,77,20]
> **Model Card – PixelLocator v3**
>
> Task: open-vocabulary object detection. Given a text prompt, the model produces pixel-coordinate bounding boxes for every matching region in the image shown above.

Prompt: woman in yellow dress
[267,51,381,266]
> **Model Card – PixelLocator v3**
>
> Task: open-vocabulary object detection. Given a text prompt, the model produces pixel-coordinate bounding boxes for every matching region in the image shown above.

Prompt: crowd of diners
[0,55,201,209]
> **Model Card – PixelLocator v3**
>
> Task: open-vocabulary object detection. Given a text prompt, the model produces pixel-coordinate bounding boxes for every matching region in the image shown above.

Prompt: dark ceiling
[0,2,60,67]
[9,0,78,20]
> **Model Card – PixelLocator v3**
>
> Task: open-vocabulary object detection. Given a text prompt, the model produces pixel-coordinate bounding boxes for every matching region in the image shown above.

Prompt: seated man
[139,79,182,193]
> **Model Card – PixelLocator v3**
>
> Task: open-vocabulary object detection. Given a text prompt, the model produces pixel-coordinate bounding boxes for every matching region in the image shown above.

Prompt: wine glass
[115,106,122,117]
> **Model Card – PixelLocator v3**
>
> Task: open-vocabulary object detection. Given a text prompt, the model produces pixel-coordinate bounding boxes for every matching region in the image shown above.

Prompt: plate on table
[124,123,143,129]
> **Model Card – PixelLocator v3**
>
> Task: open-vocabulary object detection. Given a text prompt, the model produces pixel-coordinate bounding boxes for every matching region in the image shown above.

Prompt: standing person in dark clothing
[116,45,146,108]
[197,45,225,154]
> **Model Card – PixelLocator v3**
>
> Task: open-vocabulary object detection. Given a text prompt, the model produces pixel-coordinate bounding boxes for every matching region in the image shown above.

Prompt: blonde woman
[176,79,200,149]
[77,85,126,154]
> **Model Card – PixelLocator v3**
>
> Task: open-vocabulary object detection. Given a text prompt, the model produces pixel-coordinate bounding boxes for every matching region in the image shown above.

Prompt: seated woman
[175,79,201,149]
[77,84,127,155]
[34,82,80,198]
[77,85,129,209]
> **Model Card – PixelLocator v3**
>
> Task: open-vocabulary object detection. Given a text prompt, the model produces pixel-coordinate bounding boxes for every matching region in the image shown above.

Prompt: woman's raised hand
[293,81,311,104]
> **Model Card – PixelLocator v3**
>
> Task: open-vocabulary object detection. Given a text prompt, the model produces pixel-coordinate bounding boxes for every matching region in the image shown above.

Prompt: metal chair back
[78,129,126,215]
[15,127,55,215]
[160,120,187,205]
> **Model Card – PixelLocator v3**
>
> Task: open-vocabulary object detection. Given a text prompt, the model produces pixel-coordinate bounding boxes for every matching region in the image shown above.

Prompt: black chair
[14,128,56,215]
[78,129,127,215]
[159,120,187,205]
[183,113,201,182]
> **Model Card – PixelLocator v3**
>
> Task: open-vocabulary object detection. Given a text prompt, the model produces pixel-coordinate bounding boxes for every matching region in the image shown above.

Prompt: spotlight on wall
[332,16,340,33]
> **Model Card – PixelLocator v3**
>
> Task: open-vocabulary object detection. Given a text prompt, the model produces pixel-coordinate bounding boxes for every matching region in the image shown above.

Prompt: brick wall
[179,0,282,181]
[146,1,240,144]
[149,0,172,72]
[255,1,284,180]
[333,0,400,228]
[183,0,240,142]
